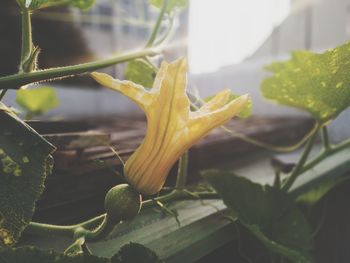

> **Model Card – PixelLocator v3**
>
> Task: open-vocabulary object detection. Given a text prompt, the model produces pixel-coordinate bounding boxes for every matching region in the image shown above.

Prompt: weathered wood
[45,117,313,174]
[44,132,110,150]
[32,116,313,224]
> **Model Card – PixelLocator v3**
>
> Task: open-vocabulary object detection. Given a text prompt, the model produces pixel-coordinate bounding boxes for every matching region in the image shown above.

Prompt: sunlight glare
[188,0,291,73]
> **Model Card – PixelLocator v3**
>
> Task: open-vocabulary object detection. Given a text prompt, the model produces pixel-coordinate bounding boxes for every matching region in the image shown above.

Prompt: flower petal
[192,89,231,118]
[189,94,249,141]
[91,72,153,113]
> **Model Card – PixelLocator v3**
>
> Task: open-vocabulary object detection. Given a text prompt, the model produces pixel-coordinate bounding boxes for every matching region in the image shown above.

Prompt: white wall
[190,0,350,141]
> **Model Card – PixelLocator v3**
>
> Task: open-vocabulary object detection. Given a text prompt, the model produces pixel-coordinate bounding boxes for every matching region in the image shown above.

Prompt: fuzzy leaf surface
[261,42,350,124]
[0,107,55,246]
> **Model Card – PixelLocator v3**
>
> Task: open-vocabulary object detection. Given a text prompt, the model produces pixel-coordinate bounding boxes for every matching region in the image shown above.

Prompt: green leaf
[204,93,252,118]
[0,246,108,263]
[0,244,162,262]
[0,107,55,246]
[18,0,95,11]
[125,60,156,88]
[202,170,314,263]
[112,243,163,263]
[16,87,59,118]
[150,0,188,12]
[297,177,349,205]
[261,42,350,124]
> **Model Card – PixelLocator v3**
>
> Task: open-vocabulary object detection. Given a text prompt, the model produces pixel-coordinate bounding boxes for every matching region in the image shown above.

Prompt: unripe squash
[104,184,142,224]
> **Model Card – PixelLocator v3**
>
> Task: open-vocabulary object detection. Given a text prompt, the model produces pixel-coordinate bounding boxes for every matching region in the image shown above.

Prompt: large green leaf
[202,170,314,263]
[125,60,156,88]
[0,246,108,263]
[17,0,95,10]
[261,42,350,124]
[0,243,162,262]
[0,105,55,246]
[150,0,188,12]
[297,177,349,205]
[16,87,59,118]
[112,243,163,263]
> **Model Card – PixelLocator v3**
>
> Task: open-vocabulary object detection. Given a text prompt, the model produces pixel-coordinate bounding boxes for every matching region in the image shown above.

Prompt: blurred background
[1,0,349,140]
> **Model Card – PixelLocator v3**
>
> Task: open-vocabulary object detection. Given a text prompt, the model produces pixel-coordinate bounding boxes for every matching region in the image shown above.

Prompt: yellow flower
[91,58,249,195]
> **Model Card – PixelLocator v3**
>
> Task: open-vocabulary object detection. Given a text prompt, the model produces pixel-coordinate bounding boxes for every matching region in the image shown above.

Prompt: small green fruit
[104,184,142,224]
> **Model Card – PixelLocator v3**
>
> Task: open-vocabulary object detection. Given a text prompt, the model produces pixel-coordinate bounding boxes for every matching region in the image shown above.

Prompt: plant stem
[20,9,33,70]
[26,190,219,238]
[154,14,175,46]
[84,216,117,243]
[0,49,158,89]
[0,91,7,101]
[175,151,189,189]
[24,221,76,238]
[145,0,170,47]
[299,137,350,174]
[282,125,320,191]
[321,126,331,151]
[282,128,350,191]
[142,190,219,209]
[191,93,320,153]
[0,8,34,100]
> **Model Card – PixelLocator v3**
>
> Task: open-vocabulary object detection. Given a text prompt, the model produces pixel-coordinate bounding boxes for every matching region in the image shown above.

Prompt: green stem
[145,0,169,47]
[26,190,219,238]
[143,57,159,73]
[142,190,219,209]
[0,8,34,100]
[51,138,350,236]
[80,214,106,230]
[20,9,33,70]
[83,216,117,243]
[299,137,350,174]
[282,125,320,191]
[321,126,331,151]
[0,90,7,101]
[154,14,175,46]
[191,93,320,153]
[283,130,350,191]
[175,151,189,189]
[0,49,158,89]
[24,221,76,238]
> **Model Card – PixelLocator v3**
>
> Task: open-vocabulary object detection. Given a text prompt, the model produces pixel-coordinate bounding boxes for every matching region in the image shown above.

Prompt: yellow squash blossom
[91,58,249,195]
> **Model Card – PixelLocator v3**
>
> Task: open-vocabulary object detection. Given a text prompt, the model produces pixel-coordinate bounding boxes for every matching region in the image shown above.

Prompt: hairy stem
[20,9,33,69]
[0,8,34,100]
[0,49,158,89]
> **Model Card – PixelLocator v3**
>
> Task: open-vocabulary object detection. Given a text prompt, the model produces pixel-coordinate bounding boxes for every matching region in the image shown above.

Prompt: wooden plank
[49,117,313,174]
[44,132,110,150]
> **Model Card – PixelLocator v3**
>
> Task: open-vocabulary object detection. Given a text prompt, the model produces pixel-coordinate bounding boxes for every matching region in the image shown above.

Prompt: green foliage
[205,93,252,118]
[125,60,156,88]
[261,42,350,124]
[297,177,349,205]
[112,243,163,263]
[17,0,95,11]
[0,243,162,262]
[0,108,55,246]
[0,246,108,263]
[202,170,314,263]
[150,0,188,12]
[16,87,59,118]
